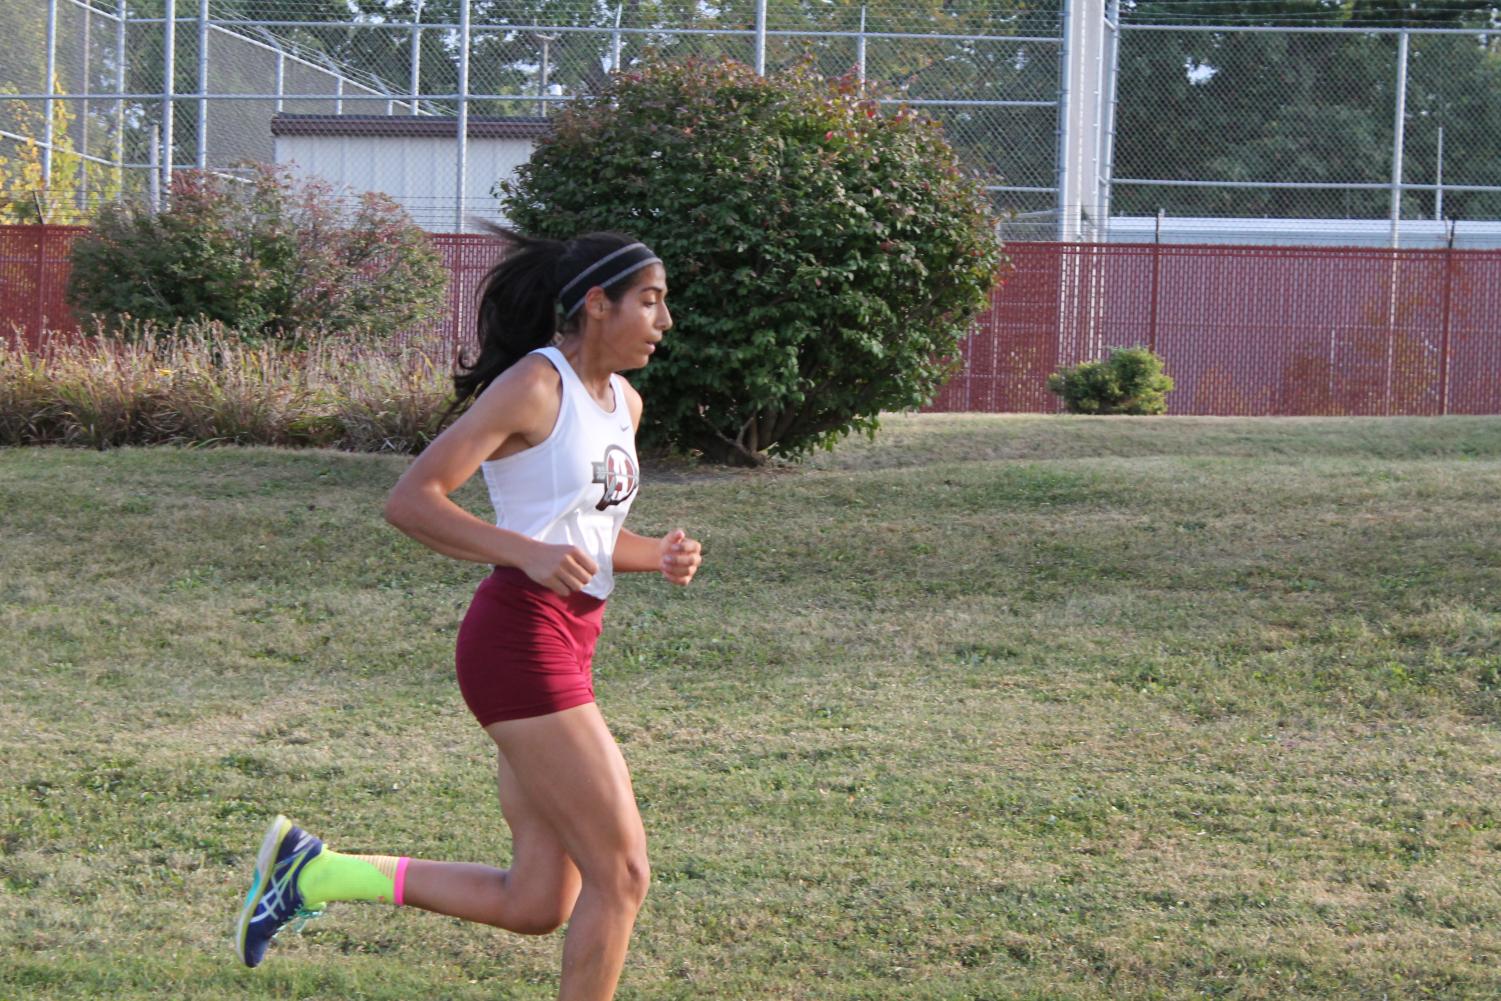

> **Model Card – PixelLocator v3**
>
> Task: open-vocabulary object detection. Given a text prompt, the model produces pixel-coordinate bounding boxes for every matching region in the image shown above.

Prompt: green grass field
[3,414,1500,1000]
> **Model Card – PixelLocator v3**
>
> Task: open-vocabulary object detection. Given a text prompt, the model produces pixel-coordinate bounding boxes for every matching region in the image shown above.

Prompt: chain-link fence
[0,0,1061,231]
[3,1,1501,243]
[0,1,417,224]
[1111,22,1501,246]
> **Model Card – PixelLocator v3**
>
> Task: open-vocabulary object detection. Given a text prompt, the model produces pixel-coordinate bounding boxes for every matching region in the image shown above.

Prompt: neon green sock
[296,850,407,907]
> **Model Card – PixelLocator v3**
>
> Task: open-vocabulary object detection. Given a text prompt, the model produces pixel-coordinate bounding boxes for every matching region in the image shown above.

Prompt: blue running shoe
[235,815,326,968]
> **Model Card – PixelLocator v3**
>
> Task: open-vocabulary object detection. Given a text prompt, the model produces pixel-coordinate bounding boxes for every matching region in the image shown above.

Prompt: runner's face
[590,263,671,371]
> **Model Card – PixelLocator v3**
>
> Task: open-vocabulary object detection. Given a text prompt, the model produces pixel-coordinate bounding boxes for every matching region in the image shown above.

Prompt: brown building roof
[271,114,552,140]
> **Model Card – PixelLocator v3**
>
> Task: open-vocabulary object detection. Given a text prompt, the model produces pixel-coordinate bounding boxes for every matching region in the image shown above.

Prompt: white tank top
[480,347,640,599]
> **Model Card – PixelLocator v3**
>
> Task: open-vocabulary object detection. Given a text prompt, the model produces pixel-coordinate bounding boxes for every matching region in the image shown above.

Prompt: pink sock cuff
[393,857,411,907]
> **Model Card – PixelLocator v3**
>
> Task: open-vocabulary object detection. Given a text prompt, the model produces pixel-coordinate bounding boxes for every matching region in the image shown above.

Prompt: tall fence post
[1097,0,1121,240]
[80,1,92,213]
[409,2,422,114]
[163,0,176,193]
[1148,208,1163,355]
[275,50,284,113]
[856,8,867,92]
[1382,31,1410,415]
[536,33,558,117]
[1435,125,1444,220]
[44,0,59,190]
[196,0,209,169]
[1054,0,1073,241]
[148,125,161,212]
[34,225,48,338]
[754,0,767,75]
[1438,218,1457,415]
[612,4,623,72]
[115,0,126,186]
[1389,30,1409,250]
[454,0,470,233]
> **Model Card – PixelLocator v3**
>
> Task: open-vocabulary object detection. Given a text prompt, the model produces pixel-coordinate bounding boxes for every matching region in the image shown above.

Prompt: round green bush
[67,165,448,343]
[500,59,1003,464]
[1046,346,1175,415]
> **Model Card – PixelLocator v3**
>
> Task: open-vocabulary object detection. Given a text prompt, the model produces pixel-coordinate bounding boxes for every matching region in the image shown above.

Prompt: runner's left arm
[615,528,701,584]
[612,378,701,584]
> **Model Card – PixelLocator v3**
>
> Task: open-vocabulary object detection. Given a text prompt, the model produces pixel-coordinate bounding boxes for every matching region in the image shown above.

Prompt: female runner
[234,229,702,1001]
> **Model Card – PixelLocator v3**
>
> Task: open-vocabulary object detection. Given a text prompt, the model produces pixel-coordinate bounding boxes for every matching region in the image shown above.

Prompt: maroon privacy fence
[931,242,1501,416]
[5,226,1499,416]
[0,225,85,344]
[0,225,499,354]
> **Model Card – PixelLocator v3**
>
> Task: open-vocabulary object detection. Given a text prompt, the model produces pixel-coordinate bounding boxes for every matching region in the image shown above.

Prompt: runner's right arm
[383,357,598,595]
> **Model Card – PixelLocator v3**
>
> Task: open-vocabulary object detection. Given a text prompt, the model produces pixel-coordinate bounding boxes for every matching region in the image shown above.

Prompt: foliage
[0,2,127,220]
[65,165,447,342]
[1047,345,1174,415]
[0,324,450,452]
[502,58,1003,464]
[0,80,122,225]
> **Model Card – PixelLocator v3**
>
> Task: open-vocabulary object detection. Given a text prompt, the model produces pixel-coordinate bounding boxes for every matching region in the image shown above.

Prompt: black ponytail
[446,225,642,421]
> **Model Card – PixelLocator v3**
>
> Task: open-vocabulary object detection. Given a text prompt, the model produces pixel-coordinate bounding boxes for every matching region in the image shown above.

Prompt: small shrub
[1047,346,1174,415]
[501,58,1004,465]
[66,165,448,342]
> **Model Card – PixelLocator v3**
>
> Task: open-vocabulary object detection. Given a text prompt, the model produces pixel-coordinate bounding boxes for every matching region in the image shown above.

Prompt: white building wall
[273,135,537,232]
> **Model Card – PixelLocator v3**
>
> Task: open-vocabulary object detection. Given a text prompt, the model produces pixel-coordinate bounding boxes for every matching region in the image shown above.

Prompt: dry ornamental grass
[0,326,452,453]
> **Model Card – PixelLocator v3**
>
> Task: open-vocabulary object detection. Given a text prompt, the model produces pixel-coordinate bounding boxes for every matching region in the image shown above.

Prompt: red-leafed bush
[67,165,446,343]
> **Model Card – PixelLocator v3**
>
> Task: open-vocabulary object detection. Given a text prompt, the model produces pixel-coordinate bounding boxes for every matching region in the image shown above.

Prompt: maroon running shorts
[455,567,607,727]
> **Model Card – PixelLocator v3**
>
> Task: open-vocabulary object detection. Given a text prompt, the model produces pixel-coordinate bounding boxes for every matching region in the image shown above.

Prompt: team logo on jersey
[592,445,638,510]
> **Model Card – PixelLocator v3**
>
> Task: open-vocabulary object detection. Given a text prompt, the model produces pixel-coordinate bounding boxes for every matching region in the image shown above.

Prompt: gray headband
[558,242,662,319]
